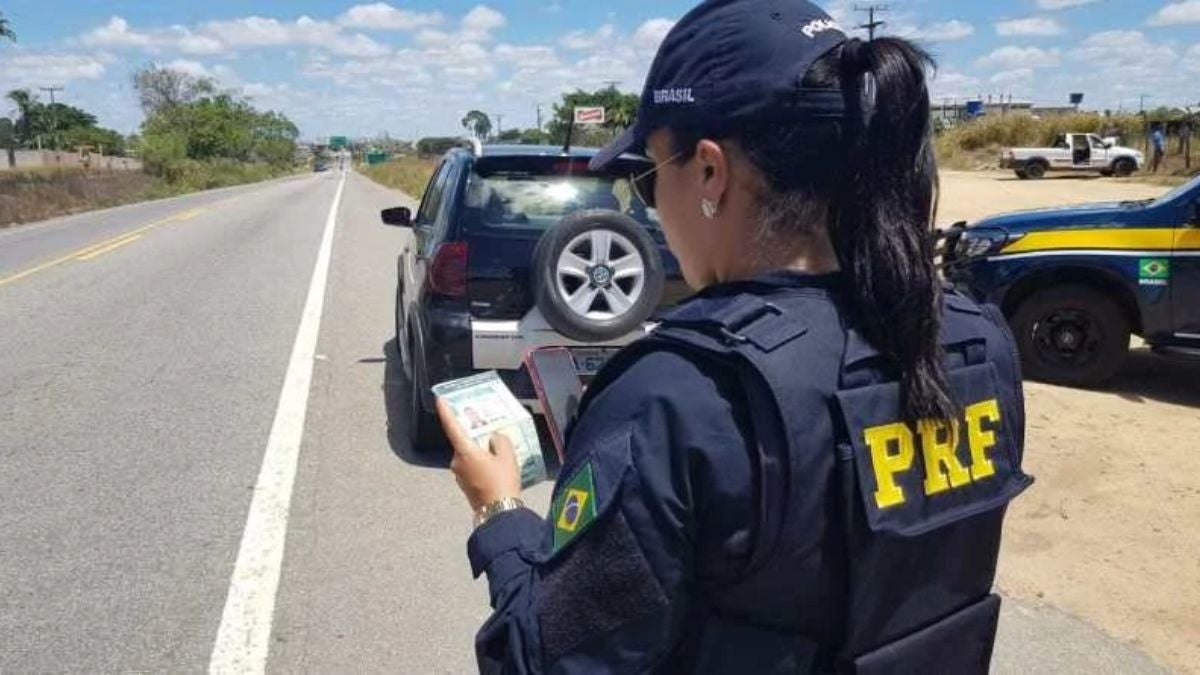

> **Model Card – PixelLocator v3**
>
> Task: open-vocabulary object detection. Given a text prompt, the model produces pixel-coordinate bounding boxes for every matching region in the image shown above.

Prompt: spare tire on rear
[532,209,664,342]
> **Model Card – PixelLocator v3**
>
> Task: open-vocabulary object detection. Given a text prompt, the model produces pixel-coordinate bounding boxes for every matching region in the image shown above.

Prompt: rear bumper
[422,307,653,412]
[470,308,653,371]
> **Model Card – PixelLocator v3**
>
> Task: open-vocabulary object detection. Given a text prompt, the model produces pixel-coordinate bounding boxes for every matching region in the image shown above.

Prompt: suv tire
[1011,285,1130,387]
[405,328,446,452]
[1112,158,1136,177]
[532,210,665,342]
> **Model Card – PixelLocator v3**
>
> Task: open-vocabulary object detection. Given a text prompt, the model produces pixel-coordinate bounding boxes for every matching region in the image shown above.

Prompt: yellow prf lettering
[864,423,915,509]
[918,419,971,496]
[965,399,1001,481]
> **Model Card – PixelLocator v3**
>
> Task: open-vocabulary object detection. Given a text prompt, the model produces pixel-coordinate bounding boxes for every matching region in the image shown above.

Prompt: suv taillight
[429,241,468,297]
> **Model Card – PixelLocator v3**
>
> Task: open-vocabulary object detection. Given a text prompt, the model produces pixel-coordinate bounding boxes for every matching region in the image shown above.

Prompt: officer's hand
[436,398,522,512]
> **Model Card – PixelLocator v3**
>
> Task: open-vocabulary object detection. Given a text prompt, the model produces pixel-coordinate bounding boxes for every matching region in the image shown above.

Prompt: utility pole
[494,113,504,138]
[855,4,889,40]
[536,104,543,132]
[39,85,63,150]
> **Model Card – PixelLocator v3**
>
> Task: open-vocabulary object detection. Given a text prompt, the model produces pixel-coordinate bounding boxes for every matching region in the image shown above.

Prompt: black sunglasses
[630,152,682,209]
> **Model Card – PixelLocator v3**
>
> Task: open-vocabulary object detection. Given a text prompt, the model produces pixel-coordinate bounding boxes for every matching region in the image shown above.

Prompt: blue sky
[1,0,1198,140]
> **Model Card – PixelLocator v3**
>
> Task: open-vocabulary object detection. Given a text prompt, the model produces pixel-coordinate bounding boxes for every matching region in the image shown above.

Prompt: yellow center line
[75,234,144,261]
[0,206,211,289]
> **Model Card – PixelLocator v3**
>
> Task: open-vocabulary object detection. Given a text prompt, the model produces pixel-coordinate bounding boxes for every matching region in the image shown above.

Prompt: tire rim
[555,229,646,321]
[1030,308,1102,368]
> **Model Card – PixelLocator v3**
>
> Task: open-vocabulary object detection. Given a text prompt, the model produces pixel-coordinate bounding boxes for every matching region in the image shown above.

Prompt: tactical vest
[583,284,1033,674]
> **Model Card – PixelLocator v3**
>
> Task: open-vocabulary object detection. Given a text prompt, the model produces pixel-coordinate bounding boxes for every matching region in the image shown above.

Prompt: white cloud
[0,52,113,87]
[996,17,1066,36]
[414,5,506,47]
[991,68,1035,85]
[1036,0,1099,9]
[197,16,389,57]
[1148,0,1200,26]
[905,19,975,42]
[560,24,616,51]
[494,44,560,70]
[1069,30,1177,68]
[976,46,1062,69]
[462,6,506,33]
[163,59,213,78]
[1186,44,1200,71]
[80,17,225,55]
[929,70,981,99]
[81,17,155,48]
[80,14,387,58]
[337,3,443,31]
[632,19,676,51]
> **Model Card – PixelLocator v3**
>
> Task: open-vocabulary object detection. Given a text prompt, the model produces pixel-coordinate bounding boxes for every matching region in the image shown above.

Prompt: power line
[855,4,889,41]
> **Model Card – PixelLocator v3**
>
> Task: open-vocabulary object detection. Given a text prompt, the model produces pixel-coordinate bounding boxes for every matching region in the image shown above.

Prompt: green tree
[417,136,464,157]
[0,11,15,43]
[6,89,35,144]
[134,67,298,177]
[132,66,216,117]
[548,86,639,146]
[461,110,492,141]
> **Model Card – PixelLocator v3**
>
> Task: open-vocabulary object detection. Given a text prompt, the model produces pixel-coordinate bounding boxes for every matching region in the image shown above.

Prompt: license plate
[571,349,616,376]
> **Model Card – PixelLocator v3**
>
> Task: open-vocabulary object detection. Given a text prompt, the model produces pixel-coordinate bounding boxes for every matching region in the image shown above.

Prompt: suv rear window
[463,156,659,230]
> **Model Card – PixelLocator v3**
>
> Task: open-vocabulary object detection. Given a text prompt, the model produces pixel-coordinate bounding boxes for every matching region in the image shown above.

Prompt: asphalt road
[0,170,1169,673]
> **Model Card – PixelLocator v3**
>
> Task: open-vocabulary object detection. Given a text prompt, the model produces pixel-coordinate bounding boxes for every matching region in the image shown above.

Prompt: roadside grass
[0,169,156,226]
[360,156,437,199]
[142,160,298,199]
[0,162,302,227]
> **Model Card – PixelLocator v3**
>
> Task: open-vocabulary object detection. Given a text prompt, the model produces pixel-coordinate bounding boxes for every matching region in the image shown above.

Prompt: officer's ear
[693,139,729,208]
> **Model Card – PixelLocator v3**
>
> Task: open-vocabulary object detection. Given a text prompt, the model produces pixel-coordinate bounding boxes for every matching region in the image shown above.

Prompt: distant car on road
[380,144,687,449]
[943,174,1200,387]
[314,160,331,172]
[1001,133,1144,180]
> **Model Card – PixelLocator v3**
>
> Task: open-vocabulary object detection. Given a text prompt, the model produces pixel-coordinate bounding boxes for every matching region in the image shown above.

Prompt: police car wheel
[532,209,665,343]
[1012,285,1130,387]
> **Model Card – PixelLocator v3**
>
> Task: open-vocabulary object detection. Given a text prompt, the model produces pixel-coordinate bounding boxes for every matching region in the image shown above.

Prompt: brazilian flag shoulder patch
[551,461,599,554]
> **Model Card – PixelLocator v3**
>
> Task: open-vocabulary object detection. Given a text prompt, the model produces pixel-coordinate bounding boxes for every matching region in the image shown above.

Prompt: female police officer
[437,0,1032,672]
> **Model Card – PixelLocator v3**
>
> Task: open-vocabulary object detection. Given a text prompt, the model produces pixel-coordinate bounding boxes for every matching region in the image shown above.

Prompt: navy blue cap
[591,0,849,171]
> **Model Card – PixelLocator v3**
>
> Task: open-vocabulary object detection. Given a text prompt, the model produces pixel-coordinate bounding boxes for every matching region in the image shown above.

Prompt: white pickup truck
[1000,133,1144,180]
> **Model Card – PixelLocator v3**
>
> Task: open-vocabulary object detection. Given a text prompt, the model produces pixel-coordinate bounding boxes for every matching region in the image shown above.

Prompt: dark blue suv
[944,175,1200,387]
[381,145,687,448]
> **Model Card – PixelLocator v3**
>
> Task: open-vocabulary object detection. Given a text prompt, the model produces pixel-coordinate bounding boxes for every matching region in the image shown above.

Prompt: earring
[701,198,719,219]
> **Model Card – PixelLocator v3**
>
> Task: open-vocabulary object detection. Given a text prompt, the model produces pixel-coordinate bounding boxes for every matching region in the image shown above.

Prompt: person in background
[1152,124,1167,173]
[437,0,1033,672]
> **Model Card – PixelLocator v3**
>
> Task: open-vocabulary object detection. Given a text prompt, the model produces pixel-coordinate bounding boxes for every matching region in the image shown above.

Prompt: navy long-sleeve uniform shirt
[467,345,758,673]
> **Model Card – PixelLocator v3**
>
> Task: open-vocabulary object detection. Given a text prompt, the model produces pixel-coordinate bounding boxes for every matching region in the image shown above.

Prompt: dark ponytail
[668,36,955,421]
[830,37,954,422]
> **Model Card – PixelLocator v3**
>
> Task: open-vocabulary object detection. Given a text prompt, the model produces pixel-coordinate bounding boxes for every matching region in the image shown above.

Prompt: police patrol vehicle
[944,174,1200,387]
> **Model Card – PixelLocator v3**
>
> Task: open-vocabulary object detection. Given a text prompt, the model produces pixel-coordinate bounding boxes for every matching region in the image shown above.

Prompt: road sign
[330,136,348,150]
[574,107,606,125]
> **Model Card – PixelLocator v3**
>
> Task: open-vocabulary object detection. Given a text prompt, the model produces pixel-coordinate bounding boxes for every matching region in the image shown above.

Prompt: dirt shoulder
[940,171,1199,674]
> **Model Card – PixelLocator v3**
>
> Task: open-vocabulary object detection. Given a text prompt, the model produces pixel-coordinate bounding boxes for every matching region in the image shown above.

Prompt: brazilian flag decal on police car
[1139,258,1170,287]
[552,461,598,553]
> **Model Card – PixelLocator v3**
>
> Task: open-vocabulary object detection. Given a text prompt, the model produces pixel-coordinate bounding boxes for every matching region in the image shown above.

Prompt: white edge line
[208,172,346,674]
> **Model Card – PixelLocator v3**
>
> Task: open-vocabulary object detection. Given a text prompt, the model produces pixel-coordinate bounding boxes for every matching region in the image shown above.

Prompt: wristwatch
[474,497,526,529]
